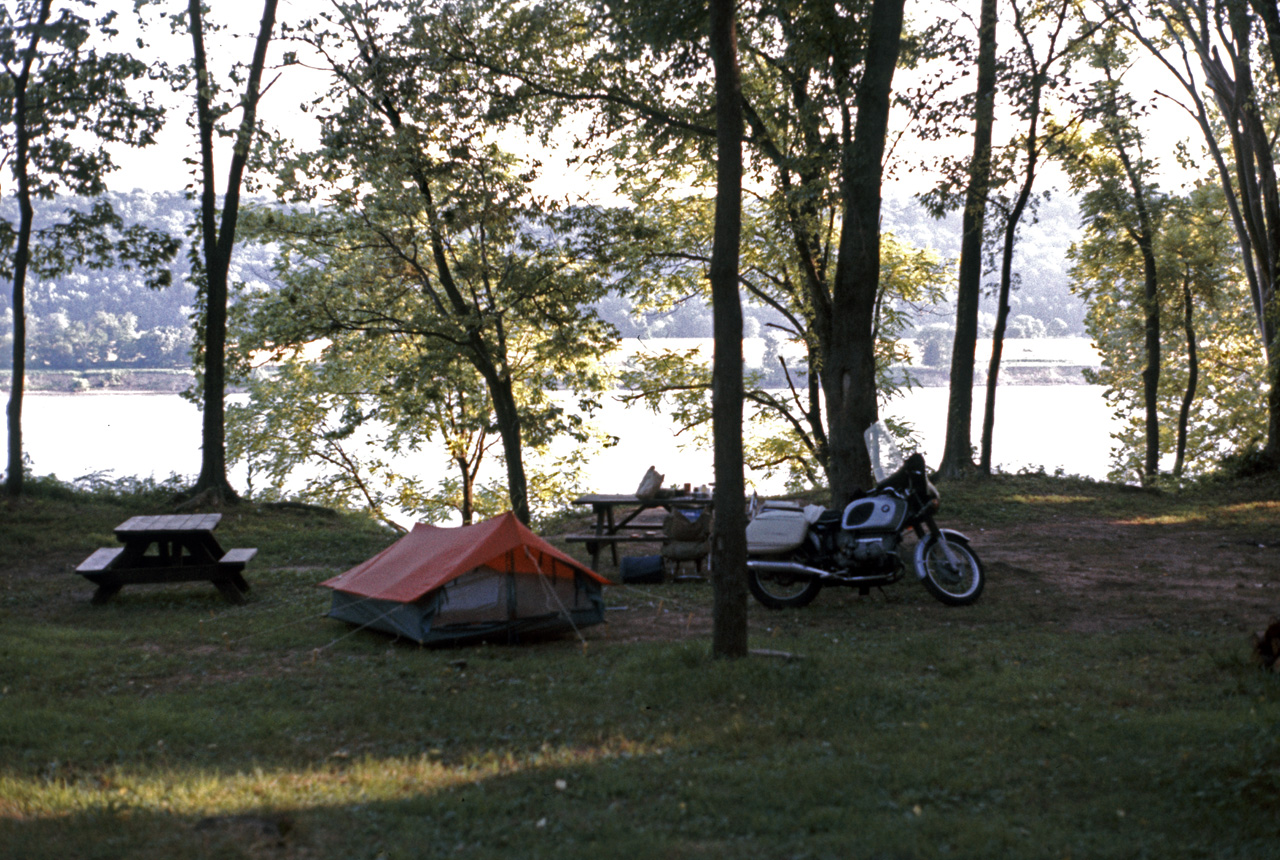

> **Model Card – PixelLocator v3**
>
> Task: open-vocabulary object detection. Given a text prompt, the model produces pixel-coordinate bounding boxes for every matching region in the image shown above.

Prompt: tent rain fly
[321,512,609,645]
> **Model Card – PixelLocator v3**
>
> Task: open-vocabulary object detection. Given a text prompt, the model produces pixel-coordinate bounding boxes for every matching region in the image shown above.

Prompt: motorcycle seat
[814,508,842,527]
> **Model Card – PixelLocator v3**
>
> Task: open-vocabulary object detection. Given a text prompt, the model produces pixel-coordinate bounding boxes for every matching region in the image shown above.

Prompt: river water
[6,384,1120,504]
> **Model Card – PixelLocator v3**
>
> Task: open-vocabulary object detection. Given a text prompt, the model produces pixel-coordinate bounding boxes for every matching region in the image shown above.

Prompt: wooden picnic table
[565,493,713,569]
[75,514,257,605]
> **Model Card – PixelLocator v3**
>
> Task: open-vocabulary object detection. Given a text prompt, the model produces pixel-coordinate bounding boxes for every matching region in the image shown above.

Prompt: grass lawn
[1,473,1278,859]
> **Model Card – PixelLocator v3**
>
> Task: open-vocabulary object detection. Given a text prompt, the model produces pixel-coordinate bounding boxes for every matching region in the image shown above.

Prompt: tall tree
[978,0,1095,473]
[268,3,627,525]
[1162,182,1266,474]
[825,0,910,499]
[708,0,747,658]
[181,0,279,503]
[235,200,618,529]
[1100,60,1164,482]
[1120,0,1280,466]
[1071,179,1263,479]
[227,336,527,530]
[1060,37,1168,483]
[1225,0,1280,464]
[938,0,999,477]
[451,0,911,504]
[2,0,173,496]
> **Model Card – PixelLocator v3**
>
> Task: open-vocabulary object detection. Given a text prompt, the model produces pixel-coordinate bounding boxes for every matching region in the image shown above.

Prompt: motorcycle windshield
[864,421,904,484]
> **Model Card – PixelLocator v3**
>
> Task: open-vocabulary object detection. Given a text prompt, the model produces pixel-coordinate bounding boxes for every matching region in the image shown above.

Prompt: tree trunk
[709,0,748,659]
[1141,260,1162,482]
[1174,278,1198,477]
[940,0,998,478]
[1221,0,1280,463]
[981,22,1052,474]
[456,453,475,525]
[825,0,907,507]
[1113,145,1162,483]
[979,271,1010,475]
[4,0,52,498]
[1243,0,1280,463]
[486,374,531,525]
[980,188,1030,475]
[5,152,33,498]
[804,343,828,472]
[187,0,279,503]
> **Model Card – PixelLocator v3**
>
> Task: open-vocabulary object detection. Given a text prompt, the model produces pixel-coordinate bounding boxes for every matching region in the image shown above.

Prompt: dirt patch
[580,510,1280,645]
[968,516,1280,633]
[589,588,718,644]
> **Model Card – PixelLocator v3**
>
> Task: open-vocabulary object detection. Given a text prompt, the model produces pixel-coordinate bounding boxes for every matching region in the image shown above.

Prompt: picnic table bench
[565,493,712,569]
[75,514,257,605]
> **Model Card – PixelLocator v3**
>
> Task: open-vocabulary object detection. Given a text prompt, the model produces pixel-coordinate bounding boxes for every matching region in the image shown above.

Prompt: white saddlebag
[746,503,822,555]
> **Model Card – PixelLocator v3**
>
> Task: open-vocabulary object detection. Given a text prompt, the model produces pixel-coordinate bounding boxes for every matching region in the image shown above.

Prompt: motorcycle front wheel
[747,562,823,609]
[917,535,984,606]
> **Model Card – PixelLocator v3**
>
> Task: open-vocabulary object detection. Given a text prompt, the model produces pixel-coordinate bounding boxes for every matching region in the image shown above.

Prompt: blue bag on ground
[619,555,665,584]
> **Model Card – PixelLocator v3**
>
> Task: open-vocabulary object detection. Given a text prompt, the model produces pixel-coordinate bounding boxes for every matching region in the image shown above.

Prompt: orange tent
[321,512,609,644]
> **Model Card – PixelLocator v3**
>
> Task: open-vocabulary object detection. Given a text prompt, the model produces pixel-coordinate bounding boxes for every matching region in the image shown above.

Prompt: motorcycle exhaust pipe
[747,559,888,585]
[747,559,831,579]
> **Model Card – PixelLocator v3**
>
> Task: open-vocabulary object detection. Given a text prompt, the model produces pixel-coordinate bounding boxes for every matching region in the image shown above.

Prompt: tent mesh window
[435,567,506,626]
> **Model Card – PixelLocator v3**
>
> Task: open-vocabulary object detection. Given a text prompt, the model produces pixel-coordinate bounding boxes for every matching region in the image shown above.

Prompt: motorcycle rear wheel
[917,535,984,606]
[747,562,823,609]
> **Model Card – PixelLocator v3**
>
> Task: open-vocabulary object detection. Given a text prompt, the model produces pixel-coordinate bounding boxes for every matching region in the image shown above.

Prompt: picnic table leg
[91,582,122,605]
[590,504,616,569]
[213,578,248,604]
[585,540,602,570]
[605,506,620,566]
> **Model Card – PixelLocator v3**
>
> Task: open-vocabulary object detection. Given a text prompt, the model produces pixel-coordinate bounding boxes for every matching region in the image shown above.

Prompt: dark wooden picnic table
[75,514,257,604]
[565,493,713,569]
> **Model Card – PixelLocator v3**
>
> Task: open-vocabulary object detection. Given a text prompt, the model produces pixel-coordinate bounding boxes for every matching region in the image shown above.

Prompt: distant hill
[883,194,1085,336]
[0,190,275,372]
[2,191,1085,375]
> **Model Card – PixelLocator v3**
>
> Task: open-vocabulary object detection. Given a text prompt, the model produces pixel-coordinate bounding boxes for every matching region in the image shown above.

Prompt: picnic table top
[114,514,222,535]
[573,493,712,506]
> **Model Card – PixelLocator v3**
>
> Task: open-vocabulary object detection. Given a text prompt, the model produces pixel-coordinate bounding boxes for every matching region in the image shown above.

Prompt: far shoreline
[0,369,195,394]
[2,362,1098,396]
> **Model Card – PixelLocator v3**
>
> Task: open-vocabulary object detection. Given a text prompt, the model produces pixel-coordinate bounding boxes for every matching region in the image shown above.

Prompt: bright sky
[106,0,626,205]
[96,0,1199,203]
[104,0,326,195]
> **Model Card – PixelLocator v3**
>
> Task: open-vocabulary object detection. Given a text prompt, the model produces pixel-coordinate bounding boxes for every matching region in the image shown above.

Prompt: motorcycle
[745,422,984,609]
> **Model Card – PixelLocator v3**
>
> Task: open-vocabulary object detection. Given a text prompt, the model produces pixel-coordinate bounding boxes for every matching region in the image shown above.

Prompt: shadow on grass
[4,686,1278,860]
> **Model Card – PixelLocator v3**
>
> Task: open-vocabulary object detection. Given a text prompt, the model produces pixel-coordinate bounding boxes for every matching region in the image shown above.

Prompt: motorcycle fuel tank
[841,494,907,533]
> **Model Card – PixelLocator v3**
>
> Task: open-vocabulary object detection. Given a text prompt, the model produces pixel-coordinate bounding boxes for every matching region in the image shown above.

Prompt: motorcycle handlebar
[875,452,937,506]
[874,451,922,489]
